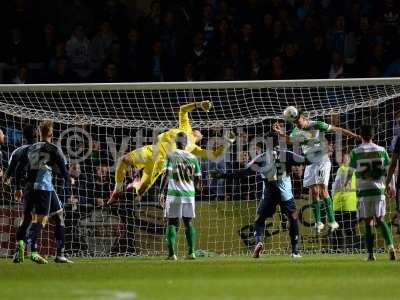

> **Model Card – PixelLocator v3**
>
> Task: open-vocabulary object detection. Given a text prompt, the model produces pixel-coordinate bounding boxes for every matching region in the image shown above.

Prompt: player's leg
[164,199,180,260]
[252,186,276,258]
[49,192,73,263]
[359,200,376,261]
[281,199,301,257]
[182,202,196,259]
[304,162,323,232]
[320,183,339,231]
[364,217,376,261]
[28,190,51,264]
[374,199,396,260]
[309,185,323,233]
[318,160,338,231]
[166,218,179,260]
[13,191,34,263]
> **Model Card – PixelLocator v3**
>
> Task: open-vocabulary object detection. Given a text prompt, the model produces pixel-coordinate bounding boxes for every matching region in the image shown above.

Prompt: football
[283,106,299,122]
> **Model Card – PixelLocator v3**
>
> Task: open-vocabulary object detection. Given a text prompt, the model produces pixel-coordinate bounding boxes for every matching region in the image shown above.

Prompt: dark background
[1,0,400,84]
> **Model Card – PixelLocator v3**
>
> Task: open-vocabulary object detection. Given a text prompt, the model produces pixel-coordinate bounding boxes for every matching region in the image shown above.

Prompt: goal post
[0,78,399,257]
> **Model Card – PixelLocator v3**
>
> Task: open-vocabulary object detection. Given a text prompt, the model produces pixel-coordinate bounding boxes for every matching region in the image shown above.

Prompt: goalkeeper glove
[196,100,213,112]
[224,131,236,144]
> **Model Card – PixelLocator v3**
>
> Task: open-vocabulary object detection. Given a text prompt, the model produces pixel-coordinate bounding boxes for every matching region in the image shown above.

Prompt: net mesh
[0,79,399,257]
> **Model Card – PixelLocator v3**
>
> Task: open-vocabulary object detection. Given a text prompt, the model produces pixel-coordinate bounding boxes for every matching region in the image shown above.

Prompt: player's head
[192,129,203,144]
[22,124,36,144]
[360,124,374,142]
[294,109,307,129]
[39,120,54,141]
[176,132,187,150]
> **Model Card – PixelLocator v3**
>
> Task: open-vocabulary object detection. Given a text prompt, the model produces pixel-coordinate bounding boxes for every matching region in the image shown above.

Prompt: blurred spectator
[49,59,75,83]
[328,51,346,79]
[65,25,92,81]
[4,28,27,66]
[186,32,212,81]
[66,162,86,207]
[305,35,330,78]
[143,40,165,82]
[87,164,112,207]
[327,16,357,64]
[102,62,119,83]
[121,28,143,81]
[90,21,118,71]
[12,64,29,84]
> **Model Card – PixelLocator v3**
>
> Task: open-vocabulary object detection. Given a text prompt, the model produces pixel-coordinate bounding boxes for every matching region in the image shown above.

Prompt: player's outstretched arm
[191,131,235,160]
[273,122,291,144]
[329,126,361,140]
[179,101,212,131]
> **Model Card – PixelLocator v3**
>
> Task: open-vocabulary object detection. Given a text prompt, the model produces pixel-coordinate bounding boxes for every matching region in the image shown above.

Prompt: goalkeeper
[108,101,234,204]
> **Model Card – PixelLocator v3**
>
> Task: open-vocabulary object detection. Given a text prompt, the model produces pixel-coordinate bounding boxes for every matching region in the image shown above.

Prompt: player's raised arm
[191,130,235,160]
[179,101,213,132]
[329,125,361,140]
[273,122,291,144]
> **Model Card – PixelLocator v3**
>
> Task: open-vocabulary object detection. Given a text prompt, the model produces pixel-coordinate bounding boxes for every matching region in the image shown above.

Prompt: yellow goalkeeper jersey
[147,104,225,191]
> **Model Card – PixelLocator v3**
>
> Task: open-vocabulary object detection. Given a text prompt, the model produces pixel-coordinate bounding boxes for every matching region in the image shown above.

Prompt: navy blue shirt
[16,141,69,191]
[6,144,31,189]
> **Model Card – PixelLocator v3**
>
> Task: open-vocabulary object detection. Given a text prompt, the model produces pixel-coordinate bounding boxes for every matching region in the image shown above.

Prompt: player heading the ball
[274,106,360,234]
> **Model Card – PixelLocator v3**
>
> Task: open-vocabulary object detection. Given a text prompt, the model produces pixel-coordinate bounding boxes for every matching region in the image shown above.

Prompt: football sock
[289,217,300,254]
[55,223,65,257]
[184,224,196,255]
[16,218,31,242]
[29,222,43,253]
[365,223,374,254]
[166,225,177,257]
[312,200,321,224]
[323,196,335,223]
[253,221,265,244]
[378,222,394,247]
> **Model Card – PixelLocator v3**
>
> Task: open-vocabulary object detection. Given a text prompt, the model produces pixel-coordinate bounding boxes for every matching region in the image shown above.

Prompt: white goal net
[0,79,399,257]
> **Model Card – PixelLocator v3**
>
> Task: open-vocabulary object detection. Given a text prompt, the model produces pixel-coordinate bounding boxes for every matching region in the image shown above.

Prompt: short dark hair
[22,124,36,144]
[176,132,187,150]
[295,109,304,121]
[360,124,375,141]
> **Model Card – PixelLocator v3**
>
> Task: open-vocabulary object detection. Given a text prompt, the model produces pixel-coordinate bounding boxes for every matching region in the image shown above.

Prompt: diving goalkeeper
[108,101,234,204]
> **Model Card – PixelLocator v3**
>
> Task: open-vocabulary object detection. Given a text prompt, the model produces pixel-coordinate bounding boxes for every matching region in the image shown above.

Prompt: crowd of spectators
[1,0,400,84]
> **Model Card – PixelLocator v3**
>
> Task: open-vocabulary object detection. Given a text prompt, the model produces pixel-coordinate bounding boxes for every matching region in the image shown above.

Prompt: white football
[283,106,299,122]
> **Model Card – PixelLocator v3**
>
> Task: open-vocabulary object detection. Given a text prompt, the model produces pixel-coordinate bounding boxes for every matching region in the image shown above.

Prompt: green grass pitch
[0,255,399,300]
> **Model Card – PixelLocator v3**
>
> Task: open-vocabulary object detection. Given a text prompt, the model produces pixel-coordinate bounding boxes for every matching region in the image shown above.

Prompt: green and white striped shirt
[349,143,390,202]
[289,120,332,156]
[165,149,201,204]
